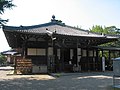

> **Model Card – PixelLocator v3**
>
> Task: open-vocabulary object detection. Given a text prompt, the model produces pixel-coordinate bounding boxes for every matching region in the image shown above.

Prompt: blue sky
[0,0,120,52]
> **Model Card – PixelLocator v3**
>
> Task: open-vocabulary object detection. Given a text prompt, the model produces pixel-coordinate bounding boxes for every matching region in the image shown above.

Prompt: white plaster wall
[82,50,86,56]
[89,51,93,56]
[48,47,53,56]
[27,48,46,55]
[37,49,46,55]
[27,48,36,55]
[70,49,73,59]
[77,48,81,55]
[57,49,60,59]
[94,50,96,56]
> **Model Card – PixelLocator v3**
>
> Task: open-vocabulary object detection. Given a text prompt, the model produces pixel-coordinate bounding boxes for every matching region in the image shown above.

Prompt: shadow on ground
[0,72,116,90]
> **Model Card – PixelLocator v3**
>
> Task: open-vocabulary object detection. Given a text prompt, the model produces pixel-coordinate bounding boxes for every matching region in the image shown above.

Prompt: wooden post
[61,39,65,72]
[87,48,90,71]
[46,46,48,73]
[96,49,99,71]
[101,49,105,72]
[61,47,64,72]
[108,50,111,61]
[108,50,111,70]
[14,34,17,74]
[22,41,26,59]
[119,51,120,56]
[93,49,95,71]
[14,56,17,74]
[76,39,78,67]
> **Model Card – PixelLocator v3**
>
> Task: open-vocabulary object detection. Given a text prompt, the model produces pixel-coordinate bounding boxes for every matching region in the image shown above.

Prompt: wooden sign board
[16,59,32,74]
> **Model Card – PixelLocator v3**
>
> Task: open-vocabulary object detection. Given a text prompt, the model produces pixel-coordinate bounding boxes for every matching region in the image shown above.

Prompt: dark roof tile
[2,21,118,38]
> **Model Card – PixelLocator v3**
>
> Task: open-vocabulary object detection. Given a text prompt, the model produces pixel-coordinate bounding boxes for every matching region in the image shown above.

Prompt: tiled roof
[2,16,118,48]
[3,18,117,39]
[1,49,18,55]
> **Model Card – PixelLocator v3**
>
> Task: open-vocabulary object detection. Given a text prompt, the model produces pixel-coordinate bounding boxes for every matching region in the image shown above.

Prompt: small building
[1,49,19,64]
[2,16,118,73]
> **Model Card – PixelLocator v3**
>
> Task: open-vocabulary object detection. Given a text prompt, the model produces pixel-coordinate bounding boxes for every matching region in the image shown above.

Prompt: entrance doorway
[63,48,73,72]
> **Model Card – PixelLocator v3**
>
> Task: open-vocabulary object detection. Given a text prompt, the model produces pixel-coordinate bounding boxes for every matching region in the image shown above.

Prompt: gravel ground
[0,67,116,90]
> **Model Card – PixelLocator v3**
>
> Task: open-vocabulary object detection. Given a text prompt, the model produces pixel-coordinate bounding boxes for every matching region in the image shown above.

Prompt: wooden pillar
[97,49,101,71]
[76,39,78,66]
[46,46,49,73]
[14,34,17,74]
[25,41,27,57]
[101,49,104,71]
[96,49,98,58]
[22,41,26,58]
[101,49,106,72]
[73,48,77,65]
[54,47,57,72]
[19,26,29,57]
[81,48,83,71]
[108,50,111,61]
[93,49,94,57]
[87,48,90,71]
[61,47,64,72]
[108,50,111,70]
[21,35,28,58]
[119,50,120,56]
[52,38,55,73]
[93,49,95,71]
[56,48,60,72]
[96,49,99,70]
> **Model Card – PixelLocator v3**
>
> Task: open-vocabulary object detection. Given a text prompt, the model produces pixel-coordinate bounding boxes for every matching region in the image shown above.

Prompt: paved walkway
[0,66,14,70]
[0,67,116,90]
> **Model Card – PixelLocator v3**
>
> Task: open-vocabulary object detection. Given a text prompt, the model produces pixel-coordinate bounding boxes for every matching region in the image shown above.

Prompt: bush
[0,54,7,65]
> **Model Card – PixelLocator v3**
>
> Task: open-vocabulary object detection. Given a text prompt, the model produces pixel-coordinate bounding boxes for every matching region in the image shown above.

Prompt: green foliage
[90,25,118,35]
[90,25,120,46]
[90,25,104,34]
[0,54,7,64]
[90,25,120,59]
[0,0,15,25]
[0,0,15,14]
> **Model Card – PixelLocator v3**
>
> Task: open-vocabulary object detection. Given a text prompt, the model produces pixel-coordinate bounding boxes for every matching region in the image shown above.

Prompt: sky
[0,0,120,52]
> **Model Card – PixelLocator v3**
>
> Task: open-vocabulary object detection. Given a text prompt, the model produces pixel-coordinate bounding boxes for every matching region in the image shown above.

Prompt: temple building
[2,16,118,74]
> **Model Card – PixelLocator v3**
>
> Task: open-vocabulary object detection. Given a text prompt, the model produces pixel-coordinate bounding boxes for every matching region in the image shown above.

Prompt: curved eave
[53,33,107,39]
[3,29,47,35]
[53,33,118,46]
[3,30,48,48]
[2,21,66,30]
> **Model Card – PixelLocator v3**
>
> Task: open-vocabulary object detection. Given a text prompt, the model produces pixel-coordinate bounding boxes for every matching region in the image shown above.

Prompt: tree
[0,0,15,25]
[90,25,120,46]
[89,25,104,34]
[89,25,119,35]
[90,25,120,64]
[0,54,6,64]
[104,26,118,35]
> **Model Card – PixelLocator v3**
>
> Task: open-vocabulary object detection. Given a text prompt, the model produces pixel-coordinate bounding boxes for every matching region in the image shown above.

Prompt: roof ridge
[3,21,67,30]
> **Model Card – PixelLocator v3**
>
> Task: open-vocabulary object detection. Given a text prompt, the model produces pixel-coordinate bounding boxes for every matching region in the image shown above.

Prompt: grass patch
[55,73,61,77]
